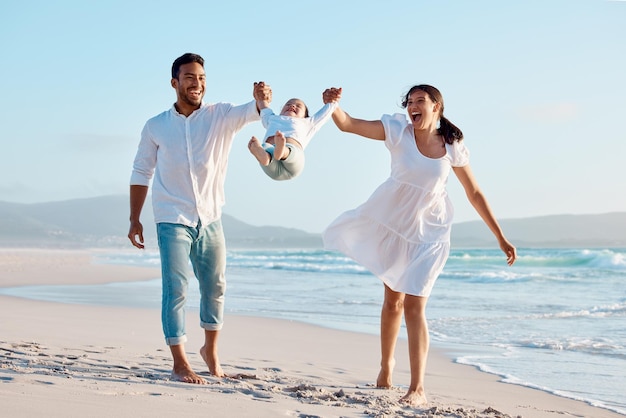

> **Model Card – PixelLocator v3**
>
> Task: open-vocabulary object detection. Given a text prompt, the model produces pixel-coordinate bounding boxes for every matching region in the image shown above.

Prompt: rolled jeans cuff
[201,321,223,331]
[165,335,188,346]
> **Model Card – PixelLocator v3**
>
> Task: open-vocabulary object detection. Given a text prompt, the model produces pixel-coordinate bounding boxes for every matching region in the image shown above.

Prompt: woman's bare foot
[200,346,225,377]
[272,131,289,161]
[376,358,395,388]
[399,389,427,407]
[248,136,271,166]
[376,369,393,388]
[171,364,207,384]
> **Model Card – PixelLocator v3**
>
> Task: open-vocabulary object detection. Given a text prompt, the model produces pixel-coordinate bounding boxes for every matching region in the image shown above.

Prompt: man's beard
[180,87,203,107]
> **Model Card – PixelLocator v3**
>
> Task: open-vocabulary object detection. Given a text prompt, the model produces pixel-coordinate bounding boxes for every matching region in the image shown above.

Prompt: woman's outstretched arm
[323,87,385,141]
[453,164,517,266]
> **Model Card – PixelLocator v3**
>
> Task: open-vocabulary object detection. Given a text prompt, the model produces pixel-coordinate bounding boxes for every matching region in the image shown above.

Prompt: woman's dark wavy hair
[401,84,463,144]
[171,53,204,79]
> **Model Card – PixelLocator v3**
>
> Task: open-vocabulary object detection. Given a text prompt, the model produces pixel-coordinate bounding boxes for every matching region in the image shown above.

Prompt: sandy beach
[0,249,622,418]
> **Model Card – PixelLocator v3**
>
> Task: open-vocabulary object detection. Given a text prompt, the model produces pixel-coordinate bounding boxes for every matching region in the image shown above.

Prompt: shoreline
[1,248,623,417]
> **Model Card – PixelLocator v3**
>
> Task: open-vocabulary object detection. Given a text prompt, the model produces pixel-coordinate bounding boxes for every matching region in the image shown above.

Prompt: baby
[248,91,339,181]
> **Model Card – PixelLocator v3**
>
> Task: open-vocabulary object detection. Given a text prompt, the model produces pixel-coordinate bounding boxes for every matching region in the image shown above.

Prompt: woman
[322,85,517,406]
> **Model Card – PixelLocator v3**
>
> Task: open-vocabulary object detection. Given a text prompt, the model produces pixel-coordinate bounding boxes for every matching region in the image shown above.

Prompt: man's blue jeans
[156,220,226,346]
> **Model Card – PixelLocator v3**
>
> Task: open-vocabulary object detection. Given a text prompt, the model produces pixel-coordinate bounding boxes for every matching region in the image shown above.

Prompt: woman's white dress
[322,113,470,297]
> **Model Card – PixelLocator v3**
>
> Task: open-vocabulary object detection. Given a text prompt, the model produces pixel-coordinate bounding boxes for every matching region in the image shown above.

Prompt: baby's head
[280,98,309,118]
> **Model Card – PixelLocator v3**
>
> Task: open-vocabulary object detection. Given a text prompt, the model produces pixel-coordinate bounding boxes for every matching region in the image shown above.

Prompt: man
[128,52,271,384]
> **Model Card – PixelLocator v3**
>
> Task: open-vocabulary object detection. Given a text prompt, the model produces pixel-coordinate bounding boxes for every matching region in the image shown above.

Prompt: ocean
[1,247,624,415]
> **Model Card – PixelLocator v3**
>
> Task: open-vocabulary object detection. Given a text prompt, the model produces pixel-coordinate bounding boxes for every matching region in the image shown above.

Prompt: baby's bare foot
[248,136,271,166]
[273,131,289,161]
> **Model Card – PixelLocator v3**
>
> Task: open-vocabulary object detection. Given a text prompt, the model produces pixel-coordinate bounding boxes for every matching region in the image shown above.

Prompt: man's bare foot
[399,389,427,407]
[272,131,289,161]
[200,346,225,377]
[248,136,271,166]
[376,358,395,388]
[171,364,207,384]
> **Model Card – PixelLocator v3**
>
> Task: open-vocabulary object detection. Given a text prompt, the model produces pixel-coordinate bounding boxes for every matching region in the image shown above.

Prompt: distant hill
[0,196,321,249]
[451,212,626,248]
[0,196,624,249]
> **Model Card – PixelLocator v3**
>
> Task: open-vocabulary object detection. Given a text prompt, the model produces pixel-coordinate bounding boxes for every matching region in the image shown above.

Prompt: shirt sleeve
[308,102,337,126]
[260,107,275,129]
[301,102,337,141]
[381,113,409,149]
[130,122,157,186]
[449,140,470,167]
[226,100,262,129]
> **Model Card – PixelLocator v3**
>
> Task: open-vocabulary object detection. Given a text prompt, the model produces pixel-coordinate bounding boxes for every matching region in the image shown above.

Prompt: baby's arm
[299,88,342,138]
[309,87,342,126]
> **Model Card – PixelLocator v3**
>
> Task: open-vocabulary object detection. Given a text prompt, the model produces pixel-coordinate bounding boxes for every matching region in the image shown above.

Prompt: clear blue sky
[1,0,624,233]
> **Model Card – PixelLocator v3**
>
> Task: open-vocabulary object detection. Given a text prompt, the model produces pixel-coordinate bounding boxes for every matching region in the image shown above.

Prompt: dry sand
[0,248,622,418]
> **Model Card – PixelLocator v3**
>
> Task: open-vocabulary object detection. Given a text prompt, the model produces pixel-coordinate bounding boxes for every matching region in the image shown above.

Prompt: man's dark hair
[171,53,204,79]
